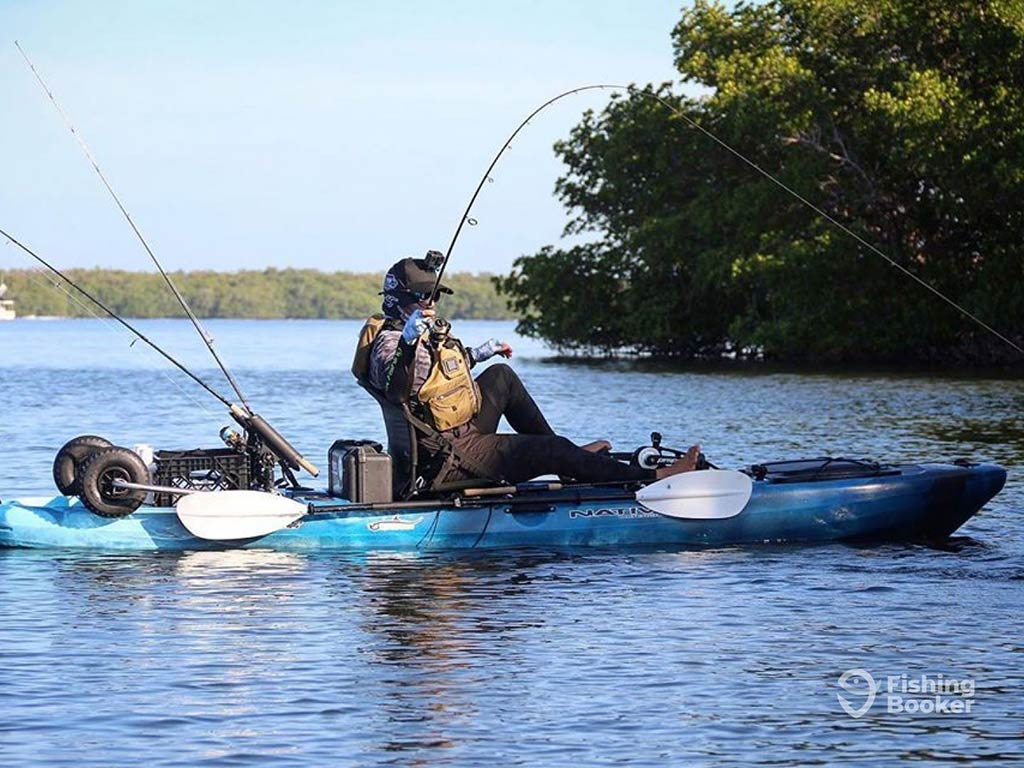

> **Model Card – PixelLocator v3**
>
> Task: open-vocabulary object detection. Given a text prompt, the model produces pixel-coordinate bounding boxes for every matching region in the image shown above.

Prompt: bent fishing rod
[15,41,254,408]
[0,227,319,478]
[432,84,1023,358]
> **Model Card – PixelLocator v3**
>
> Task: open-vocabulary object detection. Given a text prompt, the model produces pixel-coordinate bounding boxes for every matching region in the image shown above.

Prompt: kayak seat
[359,382,418,498]
[357,381,500,500]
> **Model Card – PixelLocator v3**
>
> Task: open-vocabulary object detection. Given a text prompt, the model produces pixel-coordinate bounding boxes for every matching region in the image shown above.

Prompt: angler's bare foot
[655,444,702,479]
[581,439,612,453]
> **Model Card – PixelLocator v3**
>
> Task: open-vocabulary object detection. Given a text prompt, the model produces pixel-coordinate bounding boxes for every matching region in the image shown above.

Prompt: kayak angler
[353,253,702,489]
[0,55,1009,548]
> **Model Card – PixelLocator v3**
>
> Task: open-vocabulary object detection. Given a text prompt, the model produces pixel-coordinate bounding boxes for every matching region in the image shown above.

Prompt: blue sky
[1,1,691,275]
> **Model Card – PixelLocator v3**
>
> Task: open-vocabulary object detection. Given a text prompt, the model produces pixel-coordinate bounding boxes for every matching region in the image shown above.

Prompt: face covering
[381,266,415,319]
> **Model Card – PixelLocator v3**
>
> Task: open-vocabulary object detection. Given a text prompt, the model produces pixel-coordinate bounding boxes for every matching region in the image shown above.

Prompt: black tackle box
[328,440,392,503]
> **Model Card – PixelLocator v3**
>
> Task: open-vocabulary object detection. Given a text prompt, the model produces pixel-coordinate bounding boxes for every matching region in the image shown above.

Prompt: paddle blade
[176,491,308,541]
[636,469,753,520]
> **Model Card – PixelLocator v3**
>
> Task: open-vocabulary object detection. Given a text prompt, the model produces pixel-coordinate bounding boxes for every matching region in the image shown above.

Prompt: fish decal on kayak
[368,515,425,532]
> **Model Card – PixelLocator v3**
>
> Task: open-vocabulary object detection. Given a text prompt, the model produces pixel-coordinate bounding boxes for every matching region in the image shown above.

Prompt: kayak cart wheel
[78,447,149,518]
[52,434,114,496]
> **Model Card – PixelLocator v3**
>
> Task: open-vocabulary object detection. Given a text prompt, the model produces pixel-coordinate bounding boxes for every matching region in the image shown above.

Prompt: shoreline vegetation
[0,268,514,320]
[498,0,1024,366]
[1,264,1021,373]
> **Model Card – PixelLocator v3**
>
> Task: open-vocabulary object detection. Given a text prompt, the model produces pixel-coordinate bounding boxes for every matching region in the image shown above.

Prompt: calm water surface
[1,319,1021,766]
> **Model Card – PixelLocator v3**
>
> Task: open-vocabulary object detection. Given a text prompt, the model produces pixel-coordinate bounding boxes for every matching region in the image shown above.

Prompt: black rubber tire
[78,447,149,518]
[53,435,114,496]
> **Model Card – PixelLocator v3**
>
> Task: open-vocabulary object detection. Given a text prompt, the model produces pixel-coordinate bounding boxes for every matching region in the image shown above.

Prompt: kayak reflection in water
[361,253,701,486]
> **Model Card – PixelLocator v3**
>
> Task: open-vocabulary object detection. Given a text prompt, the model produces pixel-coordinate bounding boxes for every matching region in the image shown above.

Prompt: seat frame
[358,381,501,500]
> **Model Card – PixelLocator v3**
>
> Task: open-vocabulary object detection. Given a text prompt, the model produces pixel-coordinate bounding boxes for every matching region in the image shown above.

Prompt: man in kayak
[361,254,701,486]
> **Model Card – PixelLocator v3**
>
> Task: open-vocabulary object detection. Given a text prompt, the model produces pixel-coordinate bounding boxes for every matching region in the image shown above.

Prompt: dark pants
[441,364,651,484]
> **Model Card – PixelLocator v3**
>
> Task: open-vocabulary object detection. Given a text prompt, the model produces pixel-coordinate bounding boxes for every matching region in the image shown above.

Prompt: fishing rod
[15,41,254,409]
[432,84,1024,358]
[432,84,617,297]
[0,226,233,408]
[0,228,319,478]
[12,44,318,478]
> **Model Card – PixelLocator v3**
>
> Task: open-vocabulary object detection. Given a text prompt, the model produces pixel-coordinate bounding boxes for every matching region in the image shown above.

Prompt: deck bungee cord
[432,84,1023,358]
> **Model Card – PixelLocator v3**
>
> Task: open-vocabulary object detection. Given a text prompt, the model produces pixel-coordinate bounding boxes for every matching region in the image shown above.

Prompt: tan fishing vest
[352,313,387,382]
[417,336,481,431]
[353,313,481,432]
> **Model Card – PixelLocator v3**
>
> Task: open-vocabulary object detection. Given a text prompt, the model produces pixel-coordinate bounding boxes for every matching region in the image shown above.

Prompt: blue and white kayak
[0,459,1006,551]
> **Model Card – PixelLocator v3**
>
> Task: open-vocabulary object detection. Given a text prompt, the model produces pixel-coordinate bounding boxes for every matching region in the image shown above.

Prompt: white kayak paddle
[176,490,309,541]
[176,470,752,541]
[635,469,753,520]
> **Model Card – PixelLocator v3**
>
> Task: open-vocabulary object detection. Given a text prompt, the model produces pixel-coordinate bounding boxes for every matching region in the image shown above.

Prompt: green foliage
[0,268,514,320]
[499,0,1024,364]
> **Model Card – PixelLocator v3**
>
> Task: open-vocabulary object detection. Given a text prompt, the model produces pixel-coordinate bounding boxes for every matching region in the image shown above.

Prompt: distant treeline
[0,268,514,320]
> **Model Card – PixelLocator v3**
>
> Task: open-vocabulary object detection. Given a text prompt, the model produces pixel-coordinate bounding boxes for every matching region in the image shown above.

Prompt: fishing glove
[470,339,513,365]
[402,309,432,344]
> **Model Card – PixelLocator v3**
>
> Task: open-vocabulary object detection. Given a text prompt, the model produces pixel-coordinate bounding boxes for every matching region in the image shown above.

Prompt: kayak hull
[0,463,1006,552]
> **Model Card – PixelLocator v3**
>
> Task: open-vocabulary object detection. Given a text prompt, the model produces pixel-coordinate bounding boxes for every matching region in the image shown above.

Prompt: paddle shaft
[307,488,635,515]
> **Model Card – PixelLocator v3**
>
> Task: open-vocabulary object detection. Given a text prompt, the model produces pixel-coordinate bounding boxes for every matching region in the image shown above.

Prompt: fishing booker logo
[837,669,976,718]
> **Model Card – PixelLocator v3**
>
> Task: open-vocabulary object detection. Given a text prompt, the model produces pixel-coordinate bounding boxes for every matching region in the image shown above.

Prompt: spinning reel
[631,432,711,471]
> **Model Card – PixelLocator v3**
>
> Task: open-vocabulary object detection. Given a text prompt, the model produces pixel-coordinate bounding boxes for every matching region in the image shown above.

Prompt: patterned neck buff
[381,264,414,320]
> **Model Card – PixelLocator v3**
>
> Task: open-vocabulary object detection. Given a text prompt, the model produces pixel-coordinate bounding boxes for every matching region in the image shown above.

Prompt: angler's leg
[448,433,652,484]
[472,363,555,436]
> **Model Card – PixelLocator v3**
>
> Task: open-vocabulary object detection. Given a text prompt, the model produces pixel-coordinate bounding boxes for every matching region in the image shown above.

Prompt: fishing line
[15,41,254,408]
[0,226,234,409]
[436,84,1023,357]
[652,94,1024,357]
[8,260,218,418]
